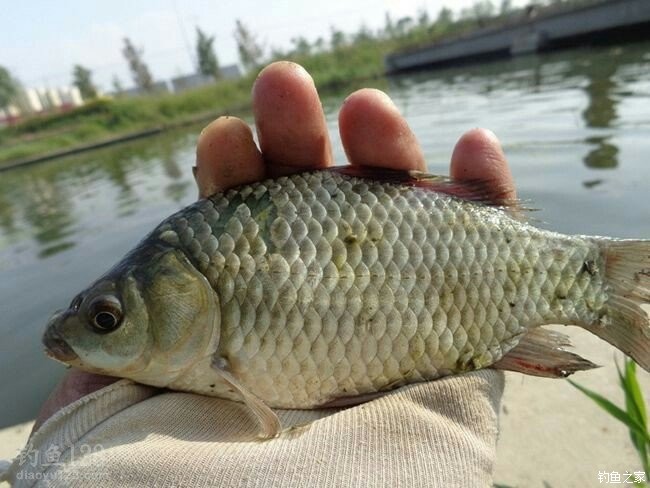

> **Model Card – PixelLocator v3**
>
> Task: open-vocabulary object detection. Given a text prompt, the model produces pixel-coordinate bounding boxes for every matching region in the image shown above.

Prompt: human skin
[34,61,514,431]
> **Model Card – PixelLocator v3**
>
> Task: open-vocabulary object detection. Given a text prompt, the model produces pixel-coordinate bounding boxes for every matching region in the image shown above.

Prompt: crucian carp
[43,168,650,438]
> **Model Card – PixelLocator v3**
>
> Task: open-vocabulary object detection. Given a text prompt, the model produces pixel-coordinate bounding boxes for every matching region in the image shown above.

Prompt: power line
[172,0,197,69]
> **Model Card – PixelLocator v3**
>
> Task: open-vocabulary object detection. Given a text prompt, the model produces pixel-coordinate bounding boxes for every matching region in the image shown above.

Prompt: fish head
[43,246,219,386]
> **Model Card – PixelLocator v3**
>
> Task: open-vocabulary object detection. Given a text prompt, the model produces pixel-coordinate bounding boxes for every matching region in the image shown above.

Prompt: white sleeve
[2,370,504,488]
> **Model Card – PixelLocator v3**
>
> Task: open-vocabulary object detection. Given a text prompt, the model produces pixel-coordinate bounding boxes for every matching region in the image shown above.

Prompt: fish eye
[87,295,123,333]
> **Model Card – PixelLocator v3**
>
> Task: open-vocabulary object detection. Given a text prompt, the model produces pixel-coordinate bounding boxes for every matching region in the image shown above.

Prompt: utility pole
[171,0,196,70]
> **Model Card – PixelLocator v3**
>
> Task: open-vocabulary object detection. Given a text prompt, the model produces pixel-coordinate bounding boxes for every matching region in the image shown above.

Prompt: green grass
[569,358,649,485]
[0,77,255,166]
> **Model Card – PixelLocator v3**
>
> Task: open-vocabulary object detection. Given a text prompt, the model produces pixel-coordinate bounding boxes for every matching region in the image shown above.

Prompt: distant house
[35,88,55,110]
[121,80,171,98]
[0,105,20,126]
[5,86,84,121]
[59,86,84,107]
[219,64,241,80]
[171,73,214,93]
[16,88,44,113]
[170,64,242,93]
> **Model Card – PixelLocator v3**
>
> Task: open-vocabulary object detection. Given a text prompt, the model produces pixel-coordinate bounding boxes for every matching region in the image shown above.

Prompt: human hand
[34,60,513,433]
[194,61,514,199]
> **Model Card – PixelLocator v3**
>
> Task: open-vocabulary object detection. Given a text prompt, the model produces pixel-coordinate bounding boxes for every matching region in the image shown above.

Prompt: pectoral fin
[211,356,281,439]
[492,328,599,378]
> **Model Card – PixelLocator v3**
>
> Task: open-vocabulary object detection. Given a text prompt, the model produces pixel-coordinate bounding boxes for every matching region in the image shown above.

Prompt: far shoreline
[0,109,233,173]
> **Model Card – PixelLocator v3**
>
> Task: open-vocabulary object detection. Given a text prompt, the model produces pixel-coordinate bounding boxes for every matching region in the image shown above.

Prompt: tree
[467,0,496,22]
[395,16,414,37]
[290,37,311,57]
[417,8,431,29]
[112,76,124,96]
[234,20,263,72]
[354,24,374,44]
[330,26,346,50]
[122,38,154,92]
[313,37,325,53]
[0,66,17,109]
[196,27,219,78]
[437,7,454,26]
[72,65,97,100]
[383,12,396,39]
[499,0,513,15]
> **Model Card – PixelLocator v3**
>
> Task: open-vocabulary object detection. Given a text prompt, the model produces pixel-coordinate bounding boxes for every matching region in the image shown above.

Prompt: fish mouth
[43,319,78,363]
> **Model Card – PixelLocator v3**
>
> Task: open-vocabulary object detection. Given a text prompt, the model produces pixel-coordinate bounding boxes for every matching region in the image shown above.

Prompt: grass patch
[0,79,256,166]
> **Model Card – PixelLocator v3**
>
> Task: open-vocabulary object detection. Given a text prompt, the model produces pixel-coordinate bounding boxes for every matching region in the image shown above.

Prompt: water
[1,42,649,428]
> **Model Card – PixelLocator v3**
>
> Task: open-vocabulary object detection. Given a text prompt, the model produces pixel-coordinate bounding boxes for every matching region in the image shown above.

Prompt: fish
[42,167,650,438]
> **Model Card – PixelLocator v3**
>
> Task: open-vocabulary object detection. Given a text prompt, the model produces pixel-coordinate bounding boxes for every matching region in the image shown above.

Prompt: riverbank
[385,0,650,73]
[0,79,254,169]
[0,62,384,170]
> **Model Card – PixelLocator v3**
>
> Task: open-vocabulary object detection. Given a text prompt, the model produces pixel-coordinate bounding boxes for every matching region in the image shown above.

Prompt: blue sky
[3,0,527,91]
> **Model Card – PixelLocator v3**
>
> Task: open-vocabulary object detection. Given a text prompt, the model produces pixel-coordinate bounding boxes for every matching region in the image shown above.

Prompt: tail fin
[586,239,650,371]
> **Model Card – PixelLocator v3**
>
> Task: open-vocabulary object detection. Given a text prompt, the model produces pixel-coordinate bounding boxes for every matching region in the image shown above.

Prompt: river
[1,41,649,485]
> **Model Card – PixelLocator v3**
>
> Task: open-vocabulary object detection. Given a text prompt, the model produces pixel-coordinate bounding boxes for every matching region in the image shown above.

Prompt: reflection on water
[581,59,618,129]
[584,136,618,169]
[0,128,199,262]
[23,177,76,258]
[1,41,650,427]
[582,178,604,189]
[387,42,649,191]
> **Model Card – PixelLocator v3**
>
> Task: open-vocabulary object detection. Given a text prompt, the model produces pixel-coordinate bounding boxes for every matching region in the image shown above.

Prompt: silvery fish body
[43,169,650,433]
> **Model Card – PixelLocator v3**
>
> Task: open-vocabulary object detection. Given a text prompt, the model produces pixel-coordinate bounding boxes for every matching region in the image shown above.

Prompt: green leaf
[568,380,650,444]
[616,360,649,456]
[625,359,648,427]
[623,360,650,474]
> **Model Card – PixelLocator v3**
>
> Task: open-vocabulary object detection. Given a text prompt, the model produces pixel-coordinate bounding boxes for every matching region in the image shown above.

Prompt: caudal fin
[586,239,650,371]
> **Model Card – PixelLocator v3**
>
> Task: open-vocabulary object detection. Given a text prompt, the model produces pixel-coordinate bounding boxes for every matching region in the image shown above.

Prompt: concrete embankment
[386,0,650,73]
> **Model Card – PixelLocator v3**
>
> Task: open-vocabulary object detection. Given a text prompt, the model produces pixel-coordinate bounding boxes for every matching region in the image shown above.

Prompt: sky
[3,0,528,92]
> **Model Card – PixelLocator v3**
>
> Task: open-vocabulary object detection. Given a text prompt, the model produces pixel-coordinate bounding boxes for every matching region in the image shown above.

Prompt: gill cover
[129,249,220,385]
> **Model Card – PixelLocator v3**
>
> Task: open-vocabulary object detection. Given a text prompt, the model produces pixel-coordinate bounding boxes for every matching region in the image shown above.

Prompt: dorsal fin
[329,166,532,215]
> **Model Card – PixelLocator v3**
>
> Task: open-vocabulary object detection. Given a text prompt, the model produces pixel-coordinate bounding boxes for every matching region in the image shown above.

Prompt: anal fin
[492,328,599,378]
[211,356,281,439]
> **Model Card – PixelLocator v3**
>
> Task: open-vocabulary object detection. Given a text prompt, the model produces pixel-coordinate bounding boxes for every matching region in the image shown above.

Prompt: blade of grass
[622,360,650,476]
[568,380,650,444]
[625,360,648,427]
[616,360,649,461]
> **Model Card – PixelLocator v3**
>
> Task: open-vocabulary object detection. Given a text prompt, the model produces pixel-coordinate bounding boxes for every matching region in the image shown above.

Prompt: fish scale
[151,170,603,408]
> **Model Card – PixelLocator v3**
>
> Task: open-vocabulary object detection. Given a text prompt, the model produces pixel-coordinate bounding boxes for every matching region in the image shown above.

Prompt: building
[1,85,85,123]
[58,86,84,108]
[171,73,214,93]
[0,105,20,126]
[15,88,44,114]
[170,64,242,93]
[120,80,170,98]
[219,64,241,81]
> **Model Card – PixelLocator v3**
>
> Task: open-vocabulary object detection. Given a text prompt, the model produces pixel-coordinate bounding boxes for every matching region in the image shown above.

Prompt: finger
[450,128,516,200]
[33,370,117,432]
[338,88,426,171]
[252,61,333,175]
[195,116,265,198]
